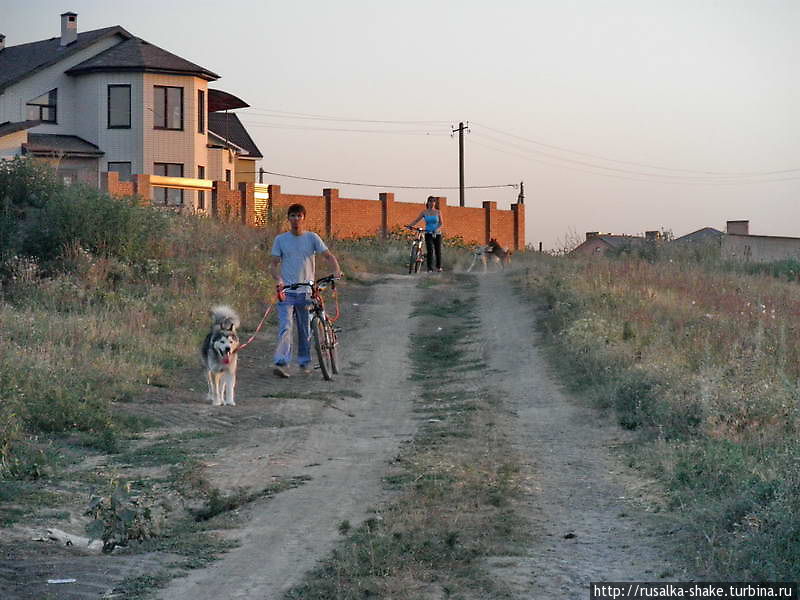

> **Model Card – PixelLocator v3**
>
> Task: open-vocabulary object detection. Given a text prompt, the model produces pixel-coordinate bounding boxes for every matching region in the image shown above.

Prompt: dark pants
[425,233,442,271]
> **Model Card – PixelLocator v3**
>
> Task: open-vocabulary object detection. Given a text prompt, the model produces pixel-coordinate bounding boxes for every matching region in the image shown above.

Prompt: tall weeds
[517,252,800,579]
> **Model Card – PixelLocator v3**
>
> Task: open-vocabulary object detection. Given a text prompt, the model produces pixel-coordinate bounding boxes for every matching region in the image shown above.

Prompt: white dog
[201,306,240,406]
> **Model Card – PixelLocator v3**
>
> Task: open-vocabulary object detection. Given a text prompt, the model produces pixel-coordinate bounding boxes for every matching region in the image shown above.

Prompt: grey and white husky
[201,305,240,406]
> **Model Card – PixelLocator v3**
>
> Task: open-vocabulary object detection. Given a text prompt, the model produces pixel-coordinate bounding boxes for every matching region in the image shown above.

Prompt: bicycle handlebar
[280,274,341,292]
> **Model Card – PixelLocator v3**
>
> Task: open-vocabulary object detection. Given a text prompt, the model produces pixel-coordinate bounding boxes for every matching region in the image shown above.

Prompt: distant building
[720,220,800,263]
[570,231,648,256]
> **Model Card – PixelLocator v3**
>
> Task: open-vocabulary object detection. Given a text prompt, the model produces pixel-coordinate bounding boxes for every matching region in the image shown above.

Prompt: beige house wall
[722,234,800,263]
[236,157,256,184]
[74,72,145,175]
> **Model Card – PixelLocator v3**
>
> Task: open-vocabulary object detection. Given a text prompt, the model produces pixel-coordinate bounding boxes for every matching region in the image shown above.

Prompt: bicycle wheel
[325,318,339,374]
[311,316,333,380]
[409,245,419,274]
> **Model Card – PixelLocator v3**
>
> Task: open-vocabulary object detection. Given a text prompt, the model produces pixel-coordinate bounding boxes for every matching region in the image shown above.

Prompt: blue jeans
[274,292,311,366]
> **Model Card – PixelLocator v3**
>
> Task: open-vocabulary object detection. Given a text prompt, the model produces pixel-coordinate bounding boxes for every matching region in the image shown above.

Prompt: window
[153,162,183,205]
[225,169,231,190]
[197,90,205,134]
[26,89,57,123]
[108,85,131,128]
[197,165,205,210]
[153,86,183,130]
[108,162,132,182]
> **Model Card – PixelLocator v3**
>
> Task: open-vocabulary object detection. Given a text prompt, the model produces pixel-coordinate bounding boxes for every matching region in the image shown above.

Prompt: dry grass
[515,251,800,579]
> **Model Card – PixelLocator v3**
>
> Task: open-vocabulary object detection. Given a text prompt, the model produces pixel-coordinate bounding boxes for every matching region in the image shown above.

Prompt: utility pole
[451,121,469,207]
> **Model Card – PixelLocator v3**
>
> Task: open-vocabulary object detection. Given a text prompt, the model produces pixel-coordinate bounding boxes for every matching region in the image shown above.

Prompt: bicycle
[280,274,341,381]
[406,226,426,274]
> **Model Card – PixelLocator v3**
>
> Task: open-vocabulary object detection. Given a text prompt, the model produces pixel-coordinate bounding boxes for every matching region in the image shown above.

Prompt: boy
[269,204,342,377]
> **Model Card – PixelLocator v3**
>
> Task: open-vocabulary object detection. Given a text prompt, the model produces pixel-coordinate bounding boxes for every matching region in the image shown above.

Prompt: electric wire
[471,121,800,177]
[243,107,450,125]
[470,137,800,186]
[239,118,448,136]
[250,169,517,190]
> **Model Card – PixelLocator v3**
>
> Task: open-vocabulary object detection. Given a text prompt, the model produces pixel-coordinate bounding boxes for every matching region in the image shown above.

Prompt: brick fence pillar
[132,174,151,206]
[483,201,497,244]
[512,202,525,250]
[239,182,254,226]
[267,184,281,222]
[100,171,115,194]
[379,192,395,237]
[323,188,339,239]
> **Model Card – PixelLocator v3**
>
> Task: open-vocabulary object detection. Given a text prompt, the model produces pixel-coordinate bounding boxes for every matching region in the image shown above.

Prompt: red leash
[235,300,276,353]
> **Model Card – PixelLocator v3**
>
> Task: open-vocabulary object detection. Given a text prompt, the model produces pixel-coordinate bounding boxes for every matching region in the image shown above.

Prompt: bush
[22,183,169,265]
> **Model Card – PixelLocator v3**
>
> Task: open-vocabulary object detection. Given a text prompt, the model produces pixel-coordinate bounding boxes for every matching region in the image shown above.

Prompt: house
[720,220,800,263]
[0,11,261,210]
[570,230,663,257]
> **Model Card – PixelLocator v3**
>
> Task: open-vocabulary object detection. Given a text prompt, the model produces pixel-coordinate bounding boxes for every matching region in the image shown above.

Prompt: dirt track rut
[477,271,688,598]
[159,276,420,599]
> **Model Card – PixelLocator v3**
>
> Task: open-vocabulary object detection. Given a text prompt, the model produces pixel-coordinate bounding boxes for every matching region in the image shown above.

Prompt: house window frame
[197,90,205,134]
[108,161,132,182]
[107,84,132,129]
[153,162,184,205]
[26,88,58,123]
[197,165,206,210]
[153,85,183,131]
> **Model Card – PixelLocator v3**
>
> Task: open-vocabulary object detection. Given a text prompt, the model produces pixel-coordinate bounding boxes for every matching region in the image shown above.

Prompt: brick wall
[99,173,525,249]
[269,186,524,249]
[100,170,135,197]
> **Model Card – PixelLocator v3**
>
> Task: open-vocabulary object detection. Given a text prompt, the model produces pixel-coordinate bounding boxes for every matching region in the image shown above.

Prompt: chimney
[586,231,599,240]
[0,35,5,51]
[60,12,78,46]
[726,220,749,235]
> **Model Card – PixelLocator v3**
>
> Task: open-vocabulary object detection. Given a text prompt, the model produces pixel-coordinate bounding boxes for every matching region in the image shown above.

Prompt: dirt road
[477,271,688,597]
[1,271,689,599]
[158,276,421,599]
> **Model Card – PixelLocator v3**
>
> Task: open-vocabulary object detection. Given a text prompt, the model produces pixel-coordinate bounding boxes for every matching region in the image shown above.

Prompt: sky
[5,0,799,249]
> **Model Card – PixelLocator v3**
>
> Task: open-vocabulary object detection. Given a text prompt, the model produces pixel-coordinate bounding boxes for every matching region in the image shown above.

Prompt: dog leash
[234,300,276,354]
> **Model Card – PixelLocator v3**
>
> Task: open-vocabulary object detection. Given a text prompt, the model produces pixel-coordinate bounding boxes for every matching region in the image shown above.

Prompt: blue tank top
[423,213,440,234]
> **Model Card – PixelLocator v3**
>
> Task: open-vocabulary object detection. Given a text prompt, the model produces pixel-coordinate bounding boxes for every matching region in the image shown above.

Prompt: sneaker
[273,365,290,378]
[298,363,312,374]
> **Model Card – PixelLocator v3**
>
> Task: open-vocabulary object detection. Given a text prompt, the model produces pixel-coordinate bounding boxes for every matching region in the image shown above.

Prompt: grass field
[513,250,800,579]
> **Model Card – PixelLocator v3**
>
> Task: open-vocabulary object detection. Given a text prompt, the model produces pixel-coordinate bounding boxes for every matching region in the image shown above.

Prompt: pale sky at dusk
[5,0,799,249]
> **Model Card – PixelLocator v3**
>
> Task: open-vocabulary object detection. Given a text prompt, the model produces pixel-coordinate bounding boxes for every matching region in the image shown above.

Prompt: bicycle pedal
[333,327,343,333]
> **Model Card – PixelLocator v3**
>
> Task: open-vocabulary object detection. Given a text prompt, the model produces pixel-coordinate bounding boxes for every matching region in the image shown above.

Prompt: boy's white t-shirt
[271,231,328,286]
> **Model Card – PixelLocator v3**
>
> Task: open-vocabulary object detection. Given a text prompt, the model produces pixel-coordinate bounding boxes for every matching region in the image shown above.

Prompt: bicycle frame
[280,275,340,380]
[407,226,426,274]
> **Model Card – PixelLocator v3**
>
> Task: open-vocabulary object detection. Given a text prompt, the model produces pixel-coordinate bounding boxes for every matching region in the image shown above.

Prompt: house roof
[0,26,131,93]
[208,89,249,112]
[65,36,219,80]
[208,112,263,158]
[673,227,723,244]
[595,235,644,249]
[25,133,104,157]
[0,120,41,138]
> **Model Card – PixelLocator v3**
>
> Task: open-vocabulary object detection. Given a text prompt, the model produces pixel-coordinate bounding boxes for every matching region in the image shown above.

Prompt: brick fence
[269,186,524,250]
[101,172,525,249]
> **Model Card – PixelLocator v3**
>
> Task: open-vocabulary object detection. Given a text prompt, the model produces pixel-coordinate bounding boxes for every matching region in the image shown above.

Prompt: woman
[408,196,444,272]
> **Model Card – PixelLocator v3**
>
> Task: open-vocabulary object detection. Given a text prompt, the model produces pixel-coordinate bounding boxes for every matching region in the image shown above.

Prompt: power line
[470,137,800,186]
[471,121,800,177]
[250,169,517,190]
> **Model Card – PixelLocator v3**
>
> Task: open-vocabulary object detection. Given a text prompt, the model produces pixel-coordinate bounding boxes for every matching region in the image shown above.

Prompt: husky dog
[201,305,240,406]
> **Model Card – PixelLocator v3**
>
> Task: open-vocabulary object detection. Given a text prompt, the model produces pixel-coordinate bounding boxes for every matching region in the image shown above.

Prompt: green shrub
[23,183,169,265]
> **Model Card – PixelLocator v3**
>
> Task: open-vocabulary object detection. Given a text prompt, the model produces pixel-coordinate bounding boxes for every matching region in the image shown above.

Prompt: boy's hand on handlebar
[276,284,286,302]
